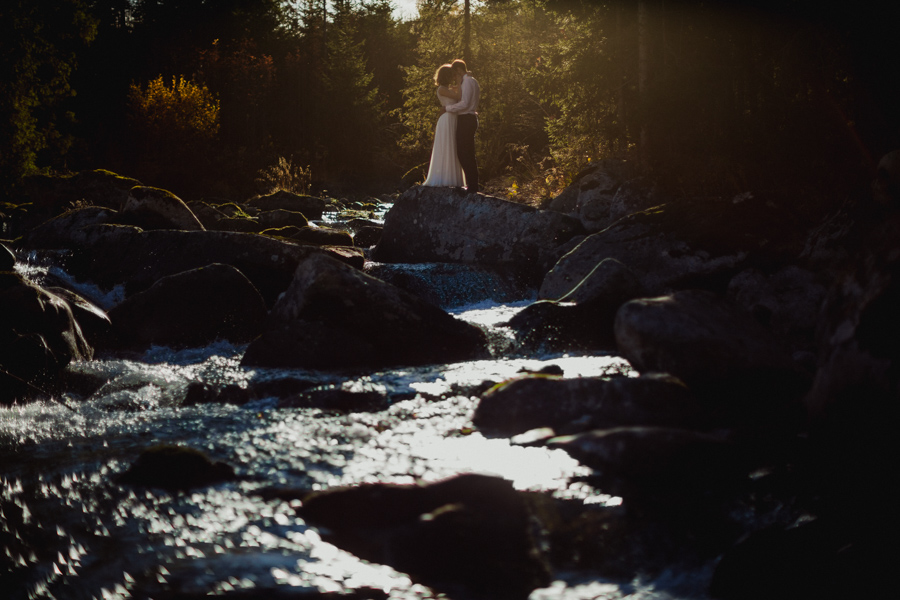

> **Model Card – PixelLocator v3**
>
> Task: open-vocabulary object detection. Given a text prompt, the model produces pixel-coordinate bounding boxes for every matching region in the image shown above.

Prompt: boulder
[541,257,645,303]
[107,263,267,350]
[22,169,140,213]
[245,190,328,220]
[614,290,809,425]
[120,186,205,231]
[45,286,112,347]
[474,372,700,436]
[510,258,646,351]
[726,266,827,353]
[709,518,888,600]
[353,225,382,248]
[1,272,93,403]
[241,253,488,370]
[298,473,550,599]
[63,227,362,306]
[541,193,809,299]
[364,262,529,309]
[806,209,900,419]
[185,200,229,228]
[802,210,900,531]
[547,160,656,232]
[211,216,262,233]
[549,427,747,509]
[372,186,583,283]
[1,242,15,270]
[256,208,309,230]
[263,225,353,247]
[115,445,237,492]
[17,206,117,249]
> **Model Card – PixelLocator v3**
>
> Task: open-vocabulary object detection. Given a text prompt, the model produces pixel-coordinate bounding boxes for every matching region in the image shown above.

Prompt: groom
[443,59,480,194]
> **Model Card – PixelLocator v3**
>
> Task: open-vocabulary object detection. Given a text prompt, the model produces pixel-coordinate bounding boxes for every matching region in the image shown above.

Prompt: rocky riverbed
[2,159,899,599]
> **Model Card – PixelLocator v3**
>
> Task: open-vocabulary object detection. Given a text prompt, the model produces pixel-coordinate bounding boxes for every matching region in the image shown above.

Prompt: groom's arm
[445,77,474,114]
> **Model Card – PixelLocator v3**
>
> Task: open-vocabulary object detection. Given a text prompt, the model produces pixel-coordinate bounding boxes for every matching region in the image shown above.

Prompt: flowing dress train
[423,89,466,187]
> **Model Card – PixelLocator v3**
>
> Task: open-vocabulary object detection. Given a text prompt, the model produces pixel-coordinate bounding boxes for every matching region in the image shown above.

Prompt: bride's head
[434,64,454,87]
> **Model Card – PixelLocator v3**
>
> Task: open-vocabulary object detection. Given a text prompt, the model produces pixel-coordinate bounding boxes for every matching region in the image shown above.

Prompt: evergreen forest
[2,0,899,205]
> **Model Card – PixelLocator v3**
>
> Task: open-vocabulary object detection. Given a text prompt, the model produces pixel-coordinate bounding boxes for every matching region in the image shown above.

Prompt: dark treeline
[2,0,899,203]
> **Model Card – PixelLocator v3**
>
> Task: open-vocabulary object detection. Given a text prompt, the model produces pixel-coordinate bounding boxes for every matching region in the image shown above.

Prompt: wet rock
[353,225,382,248]
[1,272,93,404]
[63,227,359,306]
[549,427,747,511]
[256,208,309,230]
[246,190,328,220]
[372,186,583,283]
[540,256,645,303]
[115,445,236,492]
[364,262,529,308]
[614,290,810,426]
[107,263,267,350]
[276,386,388,412]
[241,253,488,370]
[299,473,550,599]
[45,286,112,347]
[541,193,808,299]
[120,186,205,231]
[1,242,14,270]
[529,495,726,581]
[474,373,700,436]
[183,382,253,406]
[510,258,646,352]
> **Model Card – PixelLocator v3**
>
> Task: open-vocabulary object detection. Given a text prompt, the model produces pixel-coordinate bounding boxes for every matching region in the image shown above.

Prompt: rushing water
[2,213,713,599]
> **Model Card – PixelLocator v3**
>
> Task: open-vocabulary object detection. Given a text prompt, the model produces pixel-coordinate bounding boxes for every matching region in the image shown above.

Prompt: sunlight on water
[16,251,126,309]
[0,298,681,599]
[411,431,591,489]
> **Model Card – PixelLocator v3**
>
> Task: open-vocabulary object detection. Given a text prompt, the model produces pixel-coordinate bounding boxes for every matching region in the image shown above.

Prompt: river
[0,206,713,600]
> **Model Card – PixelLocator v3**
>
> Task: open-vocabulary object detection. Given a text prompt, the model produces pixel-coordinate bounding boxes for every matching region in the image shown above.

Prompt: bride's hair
[434,64,454,86]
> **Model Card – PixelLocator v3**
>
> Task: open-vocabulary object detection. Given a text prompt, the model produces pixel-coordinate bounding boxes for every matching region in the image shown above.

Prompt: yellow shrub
[128,76,220,144]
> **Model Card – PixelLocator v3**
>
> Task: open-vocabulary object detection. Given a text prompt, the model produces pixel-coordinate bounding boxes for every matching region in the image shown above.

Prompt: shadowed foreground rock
[474,373,700,436]
[549,427,748,512]
[241,253,488,370]
[541,193,807,299]
[115,445,237,493]
[298,473,550,600]
[614,290,810,426]
[1,272,93,404]
[107,263,267,350]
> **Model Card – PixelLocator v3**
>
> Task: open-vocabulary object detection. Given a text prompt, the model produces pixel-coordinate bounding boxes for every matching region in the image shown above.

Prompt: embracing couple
[422,59,480,194]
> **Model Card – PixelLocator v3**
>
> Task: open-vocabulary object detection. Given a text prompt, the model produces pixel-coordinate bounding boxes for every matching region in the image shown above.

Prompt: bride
[422,64,466,187]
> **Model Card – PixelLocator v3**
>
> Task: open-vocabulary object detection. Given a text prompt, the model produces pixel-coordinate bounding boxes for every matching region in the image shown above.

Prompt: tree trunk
[638,0,649,167]
[463,0,471,64]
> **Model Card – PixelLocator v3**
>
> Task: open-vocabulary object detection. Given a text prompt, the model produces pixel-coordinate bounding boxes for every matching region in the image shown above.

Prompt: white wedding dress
[422,89,466,187]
